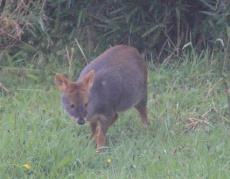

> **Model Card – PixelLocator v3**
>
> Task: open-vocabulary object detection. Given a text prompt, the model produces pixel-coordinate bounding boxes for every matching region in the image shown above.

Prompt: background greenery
[0,0,230,178]
[0,0,229,63]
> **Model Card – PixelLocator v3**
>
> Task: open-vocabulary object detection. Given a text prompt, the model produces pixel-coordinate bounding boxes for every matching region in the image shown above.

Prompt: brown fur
[55,45,149,152]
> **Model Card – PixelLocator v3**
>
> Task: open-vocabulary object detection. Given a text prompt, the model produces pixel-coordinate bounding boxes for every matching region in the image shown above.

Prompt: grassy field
[0,53,229,178]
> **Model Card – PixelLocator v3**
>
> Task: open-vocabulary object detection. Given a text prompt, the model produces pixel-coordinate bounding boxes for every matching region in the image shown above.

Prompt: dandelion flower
[107,158,112,164]
[22,163,31,170]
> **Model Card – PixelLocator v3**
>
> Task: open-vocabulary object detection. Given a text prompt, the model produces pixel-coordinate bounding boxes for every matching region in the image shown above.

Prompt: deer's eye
[70,104,75,108]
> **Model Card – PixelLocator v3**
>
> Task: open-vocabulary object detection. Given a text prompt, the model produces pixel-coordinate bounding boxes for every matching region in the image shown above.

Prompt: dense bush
[0,0,229,63]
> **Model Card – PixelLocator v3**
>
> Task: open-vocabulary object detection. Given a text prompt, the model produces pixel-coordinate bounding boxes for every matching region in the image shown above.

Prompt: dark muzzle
[77,118,85,125]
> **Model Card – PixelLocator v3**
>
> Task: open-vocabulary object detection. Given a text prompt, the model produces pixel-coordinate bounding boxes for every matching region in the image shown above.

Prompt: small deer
[55,45,149,152]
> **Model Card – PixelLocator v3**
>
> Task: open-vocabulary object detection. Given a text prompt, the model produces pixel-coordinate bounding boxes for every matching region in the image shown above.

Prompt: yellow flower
[22,163,31,170]
[107,158,112,164]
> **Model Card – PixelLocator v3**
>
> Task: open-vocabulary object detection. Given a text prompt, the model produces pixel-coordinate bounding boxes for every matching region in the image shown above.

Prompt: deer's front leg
[95,124,107,153]
[95,115,112,153]
[90,122,97,141]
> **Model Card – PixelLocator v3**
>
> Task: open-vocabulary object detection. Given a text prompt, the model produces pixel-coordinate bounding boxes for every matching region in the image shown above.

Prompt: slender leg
[95,113,118,153]
[96,123,107,153]
[89,122,97,141]
[135,105,149,127]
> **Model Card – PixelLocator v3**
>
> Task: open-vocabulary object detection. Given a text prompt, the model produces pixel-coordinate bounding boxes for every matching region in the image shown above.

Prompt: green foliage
[0,0,229,64]
[0,53,229,178]
[0,1,229,177]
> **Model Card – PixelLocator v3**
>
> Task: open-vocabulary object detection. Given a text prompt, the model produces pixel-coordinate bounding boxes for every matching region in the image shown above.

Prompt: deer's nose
[77,118,85,125]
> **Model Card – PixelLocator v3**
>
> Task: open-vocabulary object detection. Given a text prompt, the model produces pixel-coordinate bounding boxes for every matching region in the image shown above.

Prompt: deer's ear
[54,73,71,92]
[82,70,95,92]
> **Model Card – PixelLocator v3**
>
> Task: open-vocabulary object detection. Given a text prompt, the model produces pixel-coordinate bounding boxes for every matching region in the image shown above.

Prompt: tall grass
[0,51,229,178]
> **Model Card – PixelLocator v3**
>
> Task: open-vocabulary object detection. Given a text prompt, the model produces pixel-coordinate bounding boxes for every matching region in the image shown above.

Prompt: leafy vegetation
[0,0,229,62]
[0,0,230,178]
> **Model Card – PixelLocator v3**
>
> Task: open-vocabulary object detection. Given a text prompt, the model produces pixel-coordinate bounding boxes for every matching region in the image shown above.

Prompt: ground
[0,54,229,178]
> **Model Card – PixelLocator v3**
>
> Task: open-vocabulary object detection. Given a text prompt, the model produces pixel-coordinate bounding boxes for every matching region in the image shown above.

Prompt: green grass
[0,56,229,178]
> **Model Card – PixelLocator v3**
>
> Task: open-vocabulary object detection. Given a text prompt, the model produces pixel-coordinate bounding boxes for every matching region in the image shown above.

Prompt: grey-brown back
[78,45,147,118]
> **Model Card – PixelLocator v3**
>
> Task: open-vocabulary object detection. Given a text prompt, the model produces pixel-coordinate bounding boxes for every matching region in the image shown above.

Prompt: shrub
[0,0,229,63]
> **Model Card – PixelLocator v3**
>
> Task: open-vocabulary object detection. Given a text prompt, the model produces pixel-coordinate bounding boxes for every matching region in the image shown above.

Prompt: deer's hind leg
[135,93,149,127]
